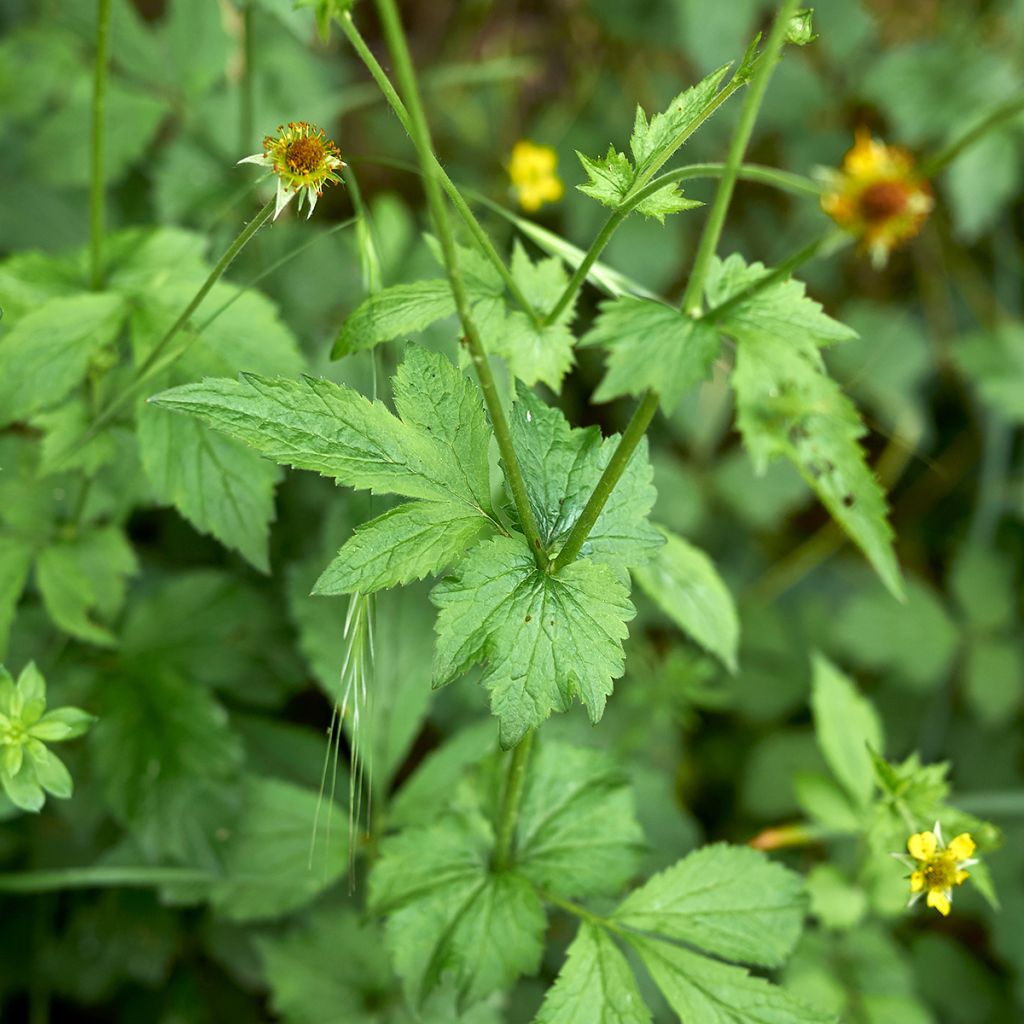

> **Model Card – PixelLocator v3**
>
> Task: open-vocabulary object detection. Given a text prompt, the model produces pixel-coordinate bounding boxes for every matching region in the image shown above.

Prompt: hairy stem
[0,867,212,894]
[680,0,800,315]
[920,95,1024,177]
[492,730,536,871]
[550,1,800,574]
[340,13,541,326]
[89,0,112,290]
[54,197,276,466]
[371,0,546,564]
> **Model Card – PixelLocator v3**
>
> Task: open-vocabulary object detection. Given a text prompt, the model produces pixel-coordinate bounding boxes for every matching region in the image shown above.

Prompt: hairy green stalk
[492,730,535,871]
[339,12,543,327]
[550,0,799,575]
[89,0,112,290]
[370,0,546,565]
[920,95,1024,178]
[54,196,276,467]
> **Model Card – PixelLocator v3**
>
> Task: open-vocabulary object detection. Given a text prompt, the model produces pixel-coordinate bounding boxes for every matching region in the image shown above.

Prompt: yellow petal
[948,833,976,861]
[909,871,925,892]
[926,889,951,916]
[908,831,937,861]
[955,869,970,886]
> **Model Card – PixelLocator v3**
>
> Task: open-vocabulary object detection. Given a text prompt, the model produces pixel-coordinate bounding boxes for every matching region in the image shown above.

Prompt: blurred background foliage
[1,0,1023,1020]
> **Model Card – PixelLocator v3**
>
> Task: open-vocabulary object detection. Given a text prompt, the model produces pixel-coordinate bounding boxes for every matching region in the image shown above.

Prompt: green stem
[920,95,1024,177]
[492,730,536,871]
[89,0,112,290]
[340,14,541,327]
[371,0,545,564]
[550,2,798,575]
[0,866,212,894]
[54,197,276,467]
[239,0,256,154]
[538,887,627,936]
[680,0,800,315]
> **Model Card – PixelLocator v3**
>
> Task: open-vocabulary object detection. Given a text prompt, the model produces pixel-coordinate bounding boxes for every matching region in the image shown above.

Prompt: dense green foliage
[1,0,1023,1021]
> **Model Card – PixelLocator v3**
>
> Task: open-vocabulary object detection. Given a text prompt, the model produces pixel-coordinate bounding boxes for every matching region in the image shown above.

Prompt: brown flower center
[923,857,955,890]
[285,136,326,175]
[858,180,908,223]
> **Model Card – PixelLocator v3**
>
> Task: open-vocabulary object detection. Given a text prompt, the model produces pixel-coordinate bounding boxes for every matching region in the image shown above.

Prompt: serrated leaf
[627,934,831,1024]
[581,296,721,413]
[710,254,901,598]
[91,668,243,865]
[151,346,494,517]
[576,145,635,210]
[513,740,645,900]
[370,807,545,1005]
[432,535,635,747]
[633,525,739,671]
[314,501,489,595]
[536,922,651,1024]
[0,292,126,427]
[629,65,731,172]
[613,843,805,968]
[332,279,455,358]
[508,387,662,570]
[137,403,280,572]
[810,654,883,809]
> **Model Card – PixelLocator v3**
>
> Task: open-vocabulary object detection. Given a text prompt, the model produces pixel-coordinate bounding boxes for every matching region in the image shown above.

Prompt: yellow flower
[509,140,564,214]
[897,821,978,917]
[820,128,933,268]
[239,121,345,220]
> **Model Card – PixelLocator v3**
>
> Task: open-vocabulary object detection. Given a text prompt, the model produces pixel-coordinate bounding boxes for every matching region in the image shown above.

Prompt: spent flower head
[0,662,94,813]
[239,120,346,220]
[820,128,933,268]
[893,820,978,917]
[509,140,564,214]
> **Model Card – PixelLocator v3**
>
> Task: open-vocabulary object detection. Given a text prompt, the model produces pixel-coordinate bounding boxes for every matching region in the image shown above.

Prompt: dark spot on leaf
[525,614,532,623]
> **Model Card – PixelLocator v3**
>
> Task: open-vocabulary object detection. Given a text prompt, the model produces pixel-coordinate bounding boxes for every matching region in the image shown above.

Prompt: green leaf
[206,776,346,921]
[612,843,806,968]
[508,387,662,570]
[137,403,281,572]
[577,145,635,210]
[0,536,34,661]
[332,279,455,358]
[536,922,651,1024]
[629,65,731,172]
[151,346,494,516]
[486,244,576,391]
[35,526,138,647]
[633,525,739,671]
[627,934,831,1024]
[950,544,1017,632]
[513,740,644,900]
[1,762,45,813]
[0,292,126,427]
[581,296,721,413]
[432,535,635,748]
[314,501,489,595]
[91,669,244,865]
[26,743,72,798]
[370,806,545,1005]
[711,254,901,598]
[810,654,883,809]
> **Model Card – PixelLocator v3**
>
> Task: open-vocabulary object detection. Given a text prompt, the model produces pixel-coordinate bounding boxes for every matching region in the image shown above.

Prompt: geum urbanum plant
[146,0,975,1017]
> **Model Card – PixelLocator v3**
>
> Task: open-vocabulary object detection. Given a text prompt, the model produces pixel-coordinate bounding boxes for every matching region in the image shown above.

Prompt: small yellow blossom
[820,128,933,268]
[509,140,564,214]
[895,821,978,917]
[239,121,345,220]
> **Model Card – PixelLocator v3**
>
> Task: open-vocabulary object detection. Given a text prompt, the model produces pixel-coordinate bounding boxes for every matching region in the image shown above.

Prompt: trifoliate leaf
[370,805,545,1005]
[432,535,635,747]
[314,501,489,595]
[710,254,901,598]
[581,296,721,413]
[633,525,739,671]
[613,843,805,968]
[512,740,645,900]
[536,922,651,1024]
[508,387,662,571]
[0,292,127,427]
[91,669,243,865]
[627,934,832,1024]
[151,346,494,517]
[810,654,883,809]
